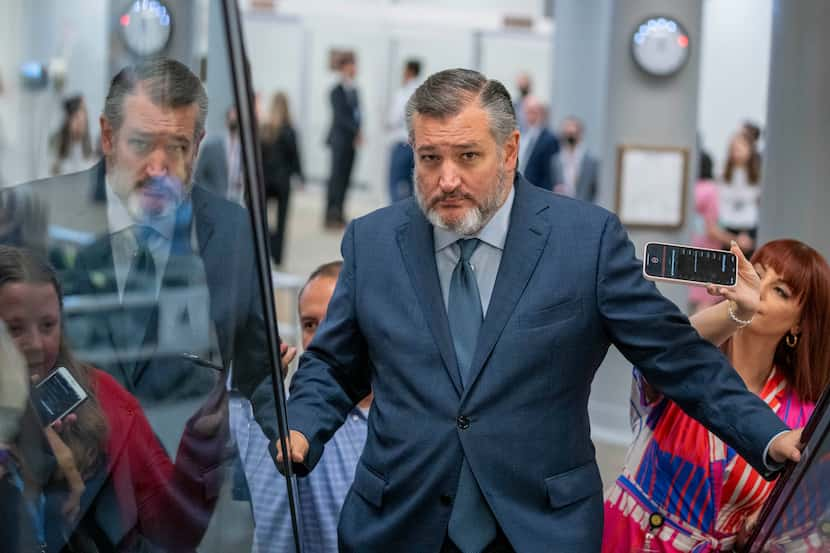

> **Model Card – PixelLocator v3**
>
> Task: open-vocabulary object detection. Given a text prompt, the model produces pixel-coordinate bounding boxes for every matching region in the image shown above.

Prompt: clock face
[631,17,690,77]
[120,0,173,57]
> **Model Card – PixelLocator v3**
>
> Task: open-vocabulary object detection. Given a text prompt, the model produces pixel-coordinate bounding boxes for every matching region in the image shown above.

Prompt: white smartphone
[643,242,737,287]
[31,366,89,427]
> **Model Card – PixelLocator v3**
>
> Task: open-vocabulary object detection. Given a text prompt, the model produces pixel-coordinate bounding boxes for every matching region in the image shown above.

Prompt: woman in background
[261,92,303,267]
[689,149,731,313]
[49,95,95,176]
[603,240,830,552]
[717,132,762,257]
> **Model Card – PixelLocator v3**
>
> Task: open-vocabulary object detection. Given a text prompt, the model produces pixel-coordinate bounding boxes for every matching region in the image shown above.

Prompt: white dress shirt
[387,79,420,144]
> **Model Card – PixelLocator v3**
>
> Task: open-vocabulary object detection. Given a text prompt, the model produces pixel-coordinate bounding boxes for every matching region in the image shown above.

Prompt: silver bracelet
[727,300,753,327]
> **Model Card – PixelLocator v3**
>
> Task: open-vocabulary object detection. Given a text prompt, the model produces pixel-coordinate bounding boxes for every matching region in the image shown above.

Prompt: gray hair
[405,68,516,146]
[103,58,208,139]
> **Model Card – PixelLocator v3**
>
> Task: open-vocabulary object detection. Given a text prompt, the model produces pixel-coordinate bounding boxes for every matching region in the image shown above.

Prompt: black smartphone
[643,242,737,287]
[30,366,89,427]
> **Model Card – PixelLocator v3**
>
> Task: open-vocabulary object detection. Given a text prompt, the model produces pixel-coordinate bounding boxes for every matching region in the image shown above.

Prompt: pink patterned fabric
[602,368,814,553]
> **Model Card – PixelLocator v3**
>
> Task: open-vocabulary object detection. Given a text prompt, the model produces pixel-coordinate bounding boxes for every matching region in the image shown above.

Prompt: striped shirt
[230,397,367,553]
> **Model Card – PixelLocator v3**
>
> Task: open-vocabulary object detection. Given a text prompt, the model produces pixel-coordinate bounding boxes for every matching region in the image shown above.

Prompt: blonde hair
[260,92,292,143]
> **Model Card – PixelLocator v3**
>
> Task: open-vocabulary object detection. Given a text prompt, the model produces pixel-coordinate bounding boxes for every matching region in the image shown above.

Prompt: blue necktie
[125,225,157,294]
[124,225,159,356]
[447,239,497,552]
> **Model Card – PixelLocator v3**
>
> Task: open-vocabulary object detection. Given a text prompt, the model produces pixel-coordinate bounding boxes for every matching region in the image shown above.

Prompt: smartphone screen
[31,367,88,427]
[644,243,737,286]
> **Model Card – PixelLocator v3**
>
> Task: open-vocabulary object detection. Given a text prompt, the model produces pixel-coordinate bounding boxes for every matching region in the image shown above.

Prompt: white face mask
[0,320,28,443]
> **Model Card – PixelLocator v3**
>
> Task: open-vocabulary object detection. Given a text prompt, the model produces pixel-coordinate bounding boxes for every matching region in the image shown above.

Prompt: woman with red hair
[603,239,830,552]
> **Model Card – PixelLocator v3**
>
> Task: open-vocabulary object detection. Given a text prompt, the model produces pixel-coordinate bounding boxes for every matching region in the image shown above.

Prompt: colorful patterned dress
[603,367,814,552]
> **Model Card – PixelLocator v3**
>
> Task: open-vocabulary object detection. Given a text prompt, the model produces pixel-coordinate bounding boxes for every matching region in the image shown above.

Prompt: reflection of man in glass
[101,62,202,223]
[20,59,277,446]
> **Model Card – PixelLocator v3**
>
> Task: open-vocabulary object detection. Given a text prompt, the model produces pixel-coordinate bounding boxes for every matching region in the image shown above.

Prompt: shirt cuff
[763,430,791,472]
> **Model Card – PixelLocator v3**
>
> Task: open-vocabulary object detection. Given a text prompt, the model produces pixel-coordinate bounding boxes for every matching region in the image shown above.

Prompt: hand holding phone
[31,366,88,428]
[643,242,737,287]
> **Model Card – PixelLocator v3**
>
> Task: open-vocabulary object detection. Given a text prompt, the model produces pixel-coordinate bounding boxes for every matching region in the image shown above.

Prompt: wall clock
[120,0,173,57]
[631,17,690,77]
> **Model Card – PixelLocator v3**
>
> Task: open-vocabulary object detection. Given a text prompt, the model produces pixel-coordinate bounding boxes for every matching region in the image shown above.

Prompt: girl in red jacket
[0,244,226,552]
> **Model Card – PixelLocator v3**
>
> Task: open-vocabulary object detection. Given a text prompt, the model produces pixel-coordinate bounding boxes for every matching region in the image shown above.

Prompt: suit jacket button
[457,416,470,430]
[440,494,453,506]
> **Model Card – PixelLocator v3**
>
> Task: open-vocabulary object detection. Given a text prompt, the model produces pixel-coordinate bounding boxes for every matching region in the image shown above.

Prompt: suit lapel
[191,187,216,257]
[463,179,551,395]
[397,205,463,396]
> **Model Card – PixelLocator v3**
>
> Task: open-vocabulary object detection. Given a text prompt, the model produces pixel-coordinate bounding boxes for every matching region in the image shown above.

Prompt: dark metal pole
[218,1,303,551]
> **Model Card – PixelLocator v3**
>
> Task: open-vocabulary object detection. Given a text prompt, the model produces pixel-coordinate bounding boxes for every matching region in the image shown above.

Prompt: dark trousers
[388,141,414,203]
[267,183,290,265]
[326,139,356,222]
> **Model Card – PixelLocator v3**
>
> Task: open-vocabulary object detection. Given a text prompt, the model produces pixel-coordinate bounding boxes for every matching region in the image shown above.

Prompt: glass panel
[747,387,830,552]
[0,1,299,551]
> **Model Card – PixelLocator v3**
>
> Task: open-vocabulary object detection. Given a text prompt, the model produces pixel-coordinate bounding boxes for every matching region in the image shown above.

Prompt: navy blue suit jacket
[522,128,559,190]
[326,83,360,148]
[287,176,787,552]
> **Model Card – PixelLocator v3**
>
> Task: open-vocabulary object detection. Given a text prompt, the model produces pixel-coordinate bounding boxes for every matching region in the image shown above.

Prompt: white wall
[242,0,548,18]
[698,0,772,172]
[0,0,24,185]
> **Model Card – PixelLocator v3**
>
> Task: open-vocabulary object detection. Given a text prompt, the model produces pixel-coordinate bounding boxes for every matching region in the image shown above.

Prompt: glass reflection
[0,2,294,548]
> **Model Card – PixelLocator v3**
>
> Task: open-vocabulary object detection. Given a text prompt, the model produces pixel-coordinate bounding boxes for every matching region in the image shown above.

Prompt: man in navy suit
[325,53,362,228]
[279,69,803,552]
[517,95,559,190]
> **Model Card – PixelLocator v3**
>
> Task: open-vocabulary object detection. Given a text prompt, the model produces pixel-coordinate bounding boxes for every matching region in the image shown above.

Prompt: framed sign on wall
[615,144,689,230]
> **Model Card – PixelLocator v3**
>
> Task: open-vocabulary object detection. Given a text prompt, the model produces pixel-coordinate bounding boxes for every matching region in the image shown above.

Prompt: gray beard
[107,155,193,222]
[414,168,506,236]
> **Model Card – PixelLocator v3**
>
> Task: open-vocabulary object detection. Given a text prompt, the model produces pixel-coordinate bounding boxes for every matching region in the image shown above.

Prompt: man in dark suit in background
[552,115,599,202]
[517,95,559,190]
[278,68,804,552]
[325,53,361,229]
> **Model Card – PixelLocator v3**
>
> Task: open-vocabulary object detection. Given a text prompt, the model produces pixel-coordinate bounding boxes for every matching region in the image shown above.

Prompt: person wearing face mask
[603,240,830,552]
[551,115,599,203]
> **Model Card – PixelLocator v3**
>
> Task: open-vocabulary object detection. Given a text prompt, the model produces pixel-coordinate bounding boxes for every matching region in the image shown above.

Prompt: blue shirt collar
[433,185,515,253]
